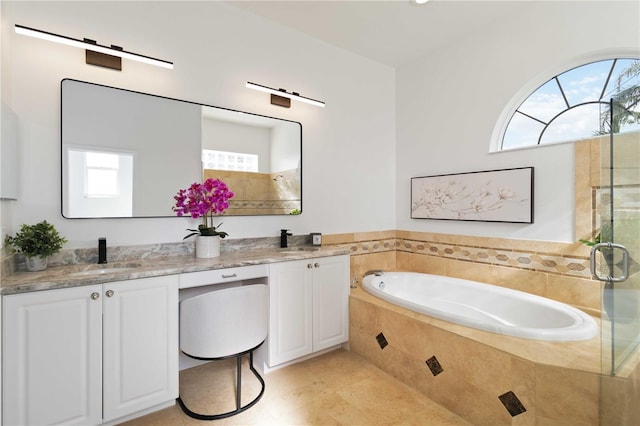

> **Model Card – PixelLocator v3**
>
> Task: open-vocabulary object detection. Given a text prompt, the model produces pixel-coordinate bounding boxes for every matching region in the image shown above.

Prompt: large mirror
[61,79,302,218]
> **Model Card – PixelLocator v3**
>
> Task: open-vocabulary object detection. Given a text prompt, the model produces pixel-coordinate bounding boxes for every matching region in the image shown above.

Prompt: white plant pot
[195,235,221,258]
[25,255,48,272]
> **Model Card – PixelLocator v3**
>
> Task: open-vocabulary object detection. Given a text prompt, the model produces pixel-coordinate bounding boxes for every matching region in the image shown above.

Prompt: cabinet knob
[105,290,114,298]
[314,263,320,268]
[307,263,313,269]
[90,292,100,300]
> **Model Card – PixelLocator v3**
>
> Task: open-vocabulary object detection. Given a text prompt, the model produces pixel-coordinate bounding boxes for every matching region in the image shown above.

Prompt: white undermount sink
[68,263,142,277]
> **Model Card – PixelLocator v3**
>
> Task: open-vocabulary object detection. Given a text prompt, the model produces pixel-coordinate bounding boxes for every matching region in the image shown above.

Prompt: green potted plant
[5,220,67,272]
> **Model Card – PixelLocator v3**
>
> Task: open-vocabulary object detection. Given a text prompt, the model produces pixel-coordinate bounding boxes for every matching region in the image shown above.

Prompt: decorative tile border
[332,238,397,255]
[338,236,591,279]
[397,238,591,278]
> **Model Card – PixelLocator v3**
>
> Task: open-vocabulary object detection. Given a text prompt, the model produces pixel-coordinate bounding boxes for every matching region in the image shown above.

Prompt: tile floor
[122,349,470,425]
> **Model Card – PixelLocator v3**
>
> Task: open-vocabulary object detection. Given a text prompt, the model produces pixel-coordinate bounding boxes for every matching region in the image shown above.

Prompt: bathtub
[361,271,597,341]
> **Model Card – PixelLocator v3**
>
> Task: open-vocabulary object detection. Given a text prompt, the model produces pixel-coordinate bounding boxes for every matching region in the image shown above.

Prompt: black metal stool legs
[177,346,266,421]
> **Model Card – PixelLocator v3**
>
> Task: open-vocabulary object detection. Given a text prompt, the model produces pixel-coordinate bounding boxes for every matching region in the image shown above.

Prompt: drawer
[179,264,269,289]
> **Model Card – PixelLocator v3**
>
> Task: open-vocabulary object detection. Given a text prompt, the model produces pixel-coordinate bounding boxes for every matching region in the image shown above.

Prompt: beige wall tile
[434,330,512,396]
[397,252,446,275]
[546,274,600,311]
[600,374,634,426]
[322,233,356,245]
[511,357,537,426]
[442,258,547,298]
[350,252,395,285]
[535,365,599,425]
[378,306,435,359]
[353,230,396,241]
[431,374,513,426]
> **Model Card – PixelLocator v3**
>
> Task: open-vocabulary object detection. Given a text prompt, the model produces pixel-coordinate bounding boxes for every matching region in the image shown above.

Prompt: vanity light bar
[15,24,174,70]
[246,82,325,108]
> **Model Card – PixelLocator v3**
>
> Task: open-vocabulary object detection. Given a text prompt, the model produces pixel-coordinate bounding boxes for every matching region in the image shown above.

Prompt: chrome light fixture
[15,24,173,70]
[246,82,325,108]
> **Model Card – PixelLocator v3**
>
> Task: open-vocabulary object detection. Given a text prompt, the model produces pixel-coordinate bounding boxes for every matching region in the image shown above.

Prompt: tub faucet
[351,275,359,288]
[98,237,107,264]
[280,229,293,248]
[363,269,384,278]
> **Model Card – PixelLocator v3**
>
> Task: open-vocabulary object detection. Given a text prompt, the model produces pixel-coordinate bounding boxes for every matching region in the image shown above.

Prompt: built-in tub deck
[349,286,639,426]
[351,287,603,373]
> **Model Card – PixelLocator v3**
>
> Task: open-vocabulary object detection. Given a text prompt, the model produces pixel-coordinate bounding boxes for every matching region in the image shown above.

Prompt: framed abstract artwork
[411,167,534,223]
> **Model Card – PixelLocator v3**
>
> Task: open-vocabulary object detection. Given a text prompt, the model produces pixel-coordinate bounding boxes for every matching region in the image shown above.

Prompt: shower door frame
[596,99,640,425]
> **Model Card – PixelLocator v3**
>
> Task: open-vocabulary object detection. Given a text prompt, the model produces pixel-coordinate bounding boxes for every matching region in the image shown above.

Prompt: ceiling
[226,0,528,68]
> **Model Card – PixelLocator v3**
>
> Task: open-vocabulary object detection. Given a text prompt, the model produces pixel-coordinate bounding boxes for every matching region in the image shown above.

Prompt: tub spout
[363,269,384,278]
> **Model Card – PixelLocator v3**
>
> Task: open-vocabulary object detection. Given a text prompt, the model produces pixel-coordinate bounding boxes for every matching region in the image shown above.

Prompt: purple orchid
[173,178,235,239]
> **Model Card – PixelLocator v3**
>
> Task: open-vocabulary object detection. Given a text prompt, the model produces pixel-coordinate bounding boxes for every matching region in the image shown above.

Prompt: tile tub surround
[330,229,632,424]
[325,230,600,315]
[349,288,609,426]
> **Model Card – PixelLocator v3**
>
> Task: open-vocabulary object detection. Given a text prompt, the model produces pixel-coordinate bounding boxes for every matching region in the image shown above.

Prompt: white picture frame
[411,167,534,223]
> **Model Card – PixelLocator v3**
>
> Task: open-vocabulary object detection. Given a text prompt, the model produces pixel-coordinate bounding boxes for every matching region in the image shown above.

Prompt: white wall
[0,1,396,248]
[396,1,640,243]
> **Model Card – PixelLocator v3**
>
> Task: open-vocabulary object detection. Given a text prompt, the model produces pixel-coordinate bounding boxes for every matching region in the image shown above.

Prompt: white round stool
[177,284,268,420]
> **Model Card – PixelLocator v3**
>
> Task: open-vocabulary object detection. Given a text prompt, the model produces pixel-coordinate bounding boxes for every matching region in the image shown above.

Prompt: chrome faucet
[280,229,293,248]
[351,275,359,288]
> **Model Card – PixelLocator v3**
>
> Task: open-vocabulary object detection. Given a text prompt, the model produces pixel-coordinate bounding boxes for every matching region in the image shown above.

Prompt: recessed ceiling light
[412,0,429,4]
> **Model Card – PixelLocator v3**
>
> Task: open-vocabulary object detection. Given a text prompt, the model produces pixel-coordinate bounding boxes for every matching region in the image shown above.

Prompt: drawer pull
[222,273,238,279]
[90,292,100,300]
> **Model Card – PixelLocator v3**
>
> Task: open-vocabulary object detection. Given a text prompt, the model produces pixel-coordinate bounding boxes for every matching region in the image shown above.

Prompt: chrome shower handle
[590,242,629,283]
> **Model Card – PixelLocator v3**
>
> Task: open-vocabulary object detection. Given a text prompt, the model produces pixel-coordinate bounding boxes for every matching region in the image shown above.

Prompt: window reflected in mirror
[65,148,134,217]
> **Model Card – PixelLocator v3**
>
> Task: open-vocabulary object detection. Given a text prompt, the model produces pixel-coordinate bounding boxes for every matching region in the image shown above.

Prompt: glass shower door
[596,98,640,425]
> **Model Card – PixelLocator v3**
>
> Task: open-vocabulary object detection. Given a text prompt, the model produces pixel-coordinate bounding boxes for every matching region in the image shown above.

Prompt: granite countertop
[1,246,350,295]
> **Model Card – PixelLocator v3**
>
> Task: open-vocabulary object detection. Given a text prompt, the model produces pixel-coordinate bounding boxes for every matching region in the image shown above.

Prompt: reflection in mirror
[61,79,302,218]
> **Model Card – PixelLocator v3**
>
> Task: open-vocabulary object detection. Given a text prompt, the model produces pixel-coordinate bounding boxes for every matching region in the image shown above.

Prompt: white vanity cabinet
[266,254,349,367]
[2,275,178,426]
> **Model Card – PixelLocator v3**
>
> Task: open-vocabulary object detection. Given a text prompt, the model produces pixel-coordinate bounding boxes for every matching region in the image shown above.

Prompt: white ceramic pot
[195,235,221,258]
[25,255,48,272]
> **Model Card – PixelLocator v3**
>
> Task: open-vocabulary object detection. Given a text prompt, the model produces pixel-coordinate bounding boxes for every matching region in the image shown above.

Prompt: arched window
[500,58,640,151]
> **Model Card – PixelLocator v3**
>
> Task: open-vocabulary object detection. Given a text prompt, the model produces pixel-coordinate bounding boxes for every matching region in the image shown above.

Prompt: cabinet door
[313,255,350,351]
[268,260,313,366]
[102,275,178,422]
[3,285,103,426]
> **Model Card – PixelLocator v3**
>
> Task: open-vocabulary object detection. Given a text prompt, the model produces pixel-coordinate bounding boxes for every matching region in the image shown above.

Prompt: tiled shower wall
[204,168,300,215]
